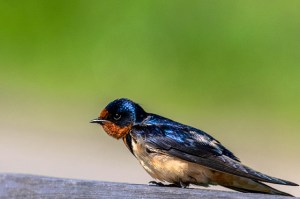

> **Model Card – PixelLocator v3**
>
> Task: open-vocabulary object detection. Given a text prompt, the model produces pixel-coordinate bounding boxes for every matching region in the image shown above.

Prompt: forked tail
[211,171,295,197]
[223,181,293,197]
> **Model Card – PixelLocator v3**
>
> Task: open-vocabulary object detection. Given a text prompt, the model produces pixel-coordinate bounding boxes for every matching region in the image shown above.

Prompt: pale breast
[131,139,215,186]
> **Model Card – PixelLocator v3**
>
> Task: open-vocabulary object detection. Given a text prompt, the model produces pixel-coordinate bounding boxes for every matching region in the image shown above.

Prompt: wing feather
[131,124,298,186]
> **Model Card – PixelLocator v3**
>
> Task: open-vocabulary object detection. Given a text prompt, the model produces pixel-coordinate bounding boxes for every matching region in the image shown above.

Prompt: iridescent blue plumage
[142,113,240,161]
[131,118,296,186]
[104,98,146,126]
[91,98,298,196]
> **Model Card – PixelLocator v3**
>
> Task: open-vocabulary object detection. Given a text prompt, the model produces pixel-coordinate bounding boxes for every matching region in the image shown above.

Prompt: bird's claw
[148,181,165,186]
[148,181,182,188]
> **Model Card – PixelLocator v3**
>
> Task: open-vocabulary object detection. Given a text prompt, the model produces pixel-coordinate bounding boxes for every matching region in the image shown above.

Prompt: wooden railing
[0,173,296,198]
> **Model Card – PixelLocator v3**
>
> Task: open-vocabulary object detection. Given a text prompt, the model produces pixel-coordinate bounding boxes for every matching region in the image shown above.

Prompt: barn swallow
[91,98,298,196]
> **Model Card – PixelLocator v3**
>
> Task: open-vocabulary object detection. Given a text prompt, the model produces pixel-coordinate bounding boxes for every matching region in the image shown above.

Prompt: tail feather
[223,181,293,197]
[210,171,295,196]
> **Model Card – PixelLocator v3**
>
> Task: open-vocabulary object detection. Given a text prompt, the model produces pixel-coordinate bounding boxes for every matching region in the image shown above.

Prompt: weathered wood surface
[0,173,296,199]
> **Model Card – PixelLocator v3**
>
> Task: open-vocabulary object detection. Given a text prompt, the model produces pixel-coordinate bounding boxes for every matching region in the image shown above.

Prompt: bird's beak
[90,118,108,124]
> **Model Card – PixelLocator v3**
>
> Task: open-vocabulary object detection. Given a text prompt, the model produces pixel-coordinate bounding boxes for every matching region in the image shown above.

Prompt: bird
[90,98,298,196]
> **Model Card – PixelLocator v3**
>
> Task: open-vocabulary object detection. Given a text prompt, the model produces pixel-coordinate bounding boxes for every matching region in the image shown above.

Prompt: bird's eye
[113,113,121,120]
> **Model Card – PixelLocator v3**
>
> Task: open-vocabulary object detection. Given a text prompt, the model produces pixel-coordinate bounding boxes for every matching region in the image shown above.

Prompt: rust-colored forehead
[99,109,109,119]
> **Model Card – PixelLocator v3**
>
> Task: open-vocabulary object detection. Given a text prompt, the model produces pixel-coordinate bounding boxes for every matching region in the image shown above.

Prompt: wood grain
[0,173,296,199]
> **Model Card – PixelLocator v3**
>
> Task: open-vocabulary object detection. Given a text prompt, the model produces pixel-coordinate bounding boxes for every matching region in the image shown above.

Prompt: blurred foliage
[0,0,300,119]
[0,1,299,195]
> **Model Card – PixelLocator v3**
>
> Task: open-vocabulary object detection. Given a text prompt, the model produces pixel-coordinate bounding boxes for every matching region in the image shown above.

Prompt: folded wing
[131,124,298,186]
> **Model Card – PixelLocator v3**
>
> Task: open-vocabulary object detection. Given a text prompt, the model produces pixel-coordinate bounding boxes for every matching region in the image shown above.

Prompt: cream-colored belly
[132,141,215,186]
[130,140,285,194]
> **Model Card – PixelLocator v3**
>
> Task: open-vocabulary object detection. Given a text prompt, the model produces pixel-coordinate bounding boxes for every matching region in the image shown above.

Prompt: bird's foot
[148,181,165,186]
[148,181,182,188]
[179,181,189,188]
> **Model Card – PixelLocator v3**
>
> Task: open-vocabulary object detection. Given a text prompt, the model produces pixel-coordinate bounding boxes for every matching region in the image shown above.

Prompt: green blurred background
[0,0,299,196]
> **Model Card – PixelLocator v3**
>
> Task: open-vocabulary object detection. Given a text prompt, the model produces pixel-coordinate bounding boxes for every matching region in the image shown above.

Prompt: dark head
[90,98,146,139]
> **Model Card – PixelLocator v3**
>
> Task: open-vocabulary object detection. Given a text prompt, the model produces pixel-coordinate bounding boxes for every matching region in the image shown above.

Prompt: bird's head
[91,98,146,139]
